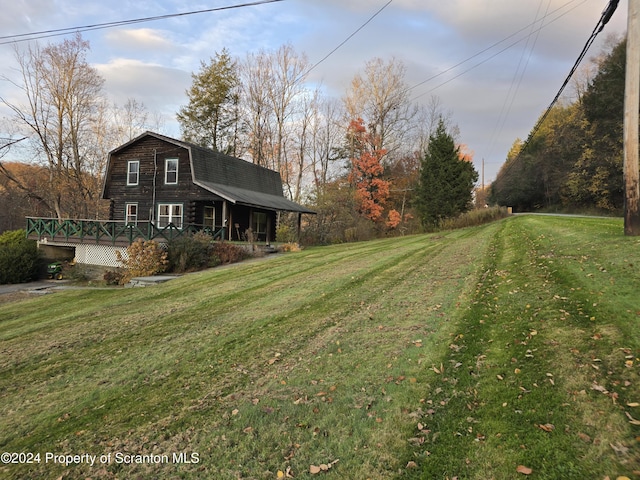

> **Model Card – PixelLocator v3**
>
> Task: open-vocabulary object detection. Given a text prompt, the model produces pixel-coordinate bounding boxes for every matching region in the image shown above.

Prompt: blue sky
[0,0,630,183]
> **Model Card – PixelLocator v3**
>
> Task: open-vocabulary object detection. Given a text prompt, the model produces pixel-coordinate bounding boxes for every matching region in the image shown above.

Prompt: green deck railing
[26,217,226,245]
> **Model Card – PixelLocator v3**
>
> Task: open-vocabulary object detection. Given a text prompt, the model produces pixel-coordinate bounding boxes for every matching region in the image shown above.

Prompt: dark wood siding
[103,136,220,222]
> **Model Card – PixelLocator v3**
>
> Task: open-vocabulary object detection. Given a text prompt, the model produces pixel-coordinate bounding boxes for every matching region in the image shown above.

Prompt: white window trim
[157,203,183,229]
[127,160,139,186]
[165,158,178,185]
[125,203,138,225]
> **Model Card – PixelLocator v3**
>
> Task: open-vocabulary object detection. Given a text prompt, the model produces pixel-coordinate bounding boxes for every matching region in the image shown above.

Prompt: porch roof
[194,179,316,214]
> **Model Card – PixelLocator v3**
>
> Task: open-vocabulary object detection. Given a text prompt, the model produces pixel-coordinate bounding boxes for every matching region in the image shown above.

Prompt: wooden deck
[26,217,225,246]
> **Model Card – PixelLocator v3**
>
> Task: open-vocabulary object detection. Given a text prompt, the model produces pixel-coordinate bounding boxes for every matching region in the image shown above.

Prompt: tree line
[0,34,479,242]
[490,36,627,214]
[176,44,477,241]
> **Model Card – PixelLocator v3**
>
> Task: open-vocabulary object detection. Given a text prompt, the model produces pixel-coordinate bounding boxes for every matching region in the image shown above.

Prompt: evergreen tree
[177,49,241,154]
[415,119,478,227]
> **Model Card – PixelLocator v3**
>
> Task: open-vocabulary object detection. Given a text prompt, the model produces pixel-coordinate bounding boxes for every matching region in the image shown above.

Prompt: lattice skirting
[38,242,128,268]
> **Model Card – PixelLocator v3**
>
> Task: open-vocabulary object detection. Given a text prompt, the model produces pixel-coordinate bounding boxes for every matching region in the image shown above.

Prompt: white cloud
[0,0,630,181]
[94,58,190,134]
[104,28,175,52]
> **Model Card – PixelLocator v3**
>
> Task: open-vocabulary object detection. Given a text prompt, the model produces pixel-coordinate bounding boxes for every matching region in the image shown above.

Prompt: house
[102,131,314,241]
[26,131,315,267]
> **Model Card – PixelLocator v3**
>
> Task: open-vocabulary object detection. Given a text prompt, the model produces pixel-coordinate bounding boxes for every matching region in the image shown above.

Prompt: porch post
[297,213,302,242]
[222,200,228,240]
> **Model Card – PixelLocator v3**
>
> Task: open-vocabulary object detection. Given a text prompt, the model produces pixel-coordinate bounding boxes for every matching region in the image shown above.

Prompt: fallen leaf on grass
[538,423,555,432]
[625,412,640,425]
[277,466,294,478]
[610,442,629,455]
[577,432,591,443]
[310,459,339,474]
[516,465,533,475]
[591,382,609,394]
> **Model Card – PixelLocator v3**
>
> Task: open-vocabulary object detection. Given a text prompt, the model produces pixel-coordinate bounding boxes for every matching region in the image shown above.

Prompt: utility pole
[624,0,640,235]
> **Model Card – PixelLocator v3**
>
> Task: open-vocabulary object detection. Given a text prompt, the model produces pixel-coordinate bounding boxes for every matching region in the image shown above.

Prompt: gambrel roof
[103,131,315,214]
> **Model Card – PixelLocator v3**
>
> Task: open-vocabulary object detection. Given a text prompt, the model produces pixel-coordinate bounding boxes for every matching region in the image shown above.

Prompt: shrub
[276,224,297,243]
[211,242,250,264]
[0,230,40,284]
[115,239,168,284]
[103,269,125,285]
[439,206,510,230]
[279,242,302,252]
[167,232,214,273]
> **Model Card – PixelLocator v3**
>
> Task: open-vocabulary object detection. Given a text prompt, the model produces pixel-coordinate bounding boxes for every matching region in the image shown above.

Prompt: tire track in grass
[404,217,638,479]
[184,226,497,478]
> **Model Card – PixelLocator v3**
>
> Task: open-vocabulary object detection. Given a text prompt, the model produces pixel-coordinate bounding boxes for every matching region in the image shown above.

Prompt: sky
[0,0,630,184]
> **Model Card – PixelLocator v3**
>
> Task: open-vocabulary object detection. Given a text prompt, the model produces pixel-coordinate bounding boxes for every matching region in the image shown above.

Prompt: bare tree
[306,96,344,188]
[240,50,274,168]
[413,95,455,155]
[1,33,105,219]
[266,44,310,197]
[113,98,149,143]
[344,57,418,160]
[240,44,311,200]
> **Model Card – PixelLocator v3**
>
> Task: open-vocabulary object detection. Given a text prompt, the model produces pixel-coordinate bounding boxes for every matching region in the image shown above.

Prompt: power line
[487,0,552,160]
[409,0,588,101]
[295,0,393,84]
[518,0,620,155]
[496,0,620,186]
[0,0,284,45]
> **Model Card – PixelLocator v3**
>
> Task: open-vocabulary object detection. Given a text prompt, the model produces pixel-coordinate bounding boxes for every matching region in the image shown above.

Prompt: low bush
[279,242,302,252]
[0,229,40,284]
[103,269,125,285]
[439,206,510,230]
[167,232,214,273]
[116,239,168,284]
[211,242,250,265]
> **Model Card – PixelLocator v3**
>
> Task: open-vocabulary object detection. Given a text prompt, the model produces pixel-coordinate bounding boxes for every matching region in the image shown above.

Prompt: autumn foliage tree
[347,118,390,222]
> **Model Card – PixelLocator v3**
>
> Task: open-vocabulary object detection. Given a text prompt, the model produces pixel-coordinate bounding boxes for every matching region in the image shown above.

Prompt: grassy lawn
[0,215,638,479]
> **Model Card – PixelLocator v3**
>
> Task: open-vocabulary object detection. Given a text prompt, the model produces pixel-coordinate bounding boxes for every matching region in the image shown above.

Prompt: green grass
[0,216,638,479]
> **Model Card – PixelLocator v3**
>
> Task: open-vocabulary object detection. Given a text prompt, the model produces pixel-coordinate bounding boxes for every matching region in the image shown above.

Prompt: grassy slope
[0,216,638,479]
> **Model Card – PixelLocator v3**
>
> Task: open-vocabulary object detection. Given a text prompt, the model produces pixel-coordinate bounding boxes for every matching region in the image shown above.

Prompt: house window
[165,158,178,184]
[204,206,215,229]
[158,203,183,228]
[125,203,138,225]
[252,211,267,238]
[127,160,139,186]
